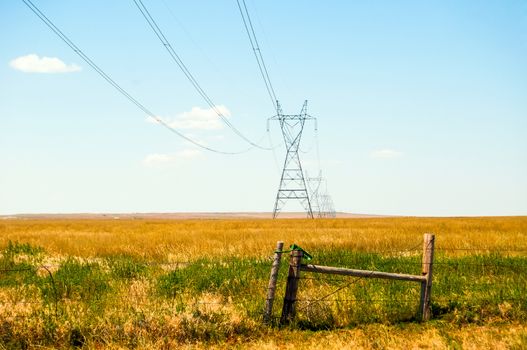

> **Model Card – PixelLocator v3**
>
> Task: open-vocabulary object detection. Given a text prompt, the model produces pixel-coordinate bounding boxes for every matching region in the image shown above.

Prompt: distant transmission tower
[306,171,323,216]
[307,171,337,218]
[319,193,336,218]
[269,100,316,218]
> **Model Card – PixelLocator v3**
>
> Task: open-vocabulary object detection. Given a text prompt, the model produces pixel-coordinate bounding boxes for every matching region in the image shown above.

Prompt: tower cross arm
[268,114,317,120]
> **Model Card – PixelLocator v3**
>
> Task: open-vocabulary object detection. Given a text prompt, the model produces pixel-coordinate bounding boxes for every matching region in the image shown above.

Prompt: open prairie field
[1,216,527,349]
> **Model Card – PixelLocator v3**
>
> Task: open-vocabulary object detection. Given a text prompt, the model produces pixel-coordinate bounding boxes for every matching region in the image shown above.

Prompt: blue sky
[1,0,526,216]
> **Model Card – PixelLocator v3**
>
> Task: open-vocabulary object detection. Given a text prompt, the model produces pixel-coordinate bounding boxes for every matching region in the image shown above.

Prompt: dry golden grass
[1,216,526,261]
[1,216,526,349]
[64,323,527,349]
[247,323,527,350]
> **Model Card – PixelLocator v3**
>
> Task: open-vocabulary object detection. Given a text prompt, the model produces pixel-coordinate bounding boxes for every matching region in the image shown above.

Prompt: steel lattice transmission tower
[269,100,316,218]
[306,171,323,217]
[307,171,337,218]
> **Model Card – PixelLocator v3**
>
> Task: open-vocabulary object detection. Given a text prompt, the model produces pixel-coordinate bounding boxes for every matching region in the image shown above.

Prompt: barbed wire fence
[264,236,527,326]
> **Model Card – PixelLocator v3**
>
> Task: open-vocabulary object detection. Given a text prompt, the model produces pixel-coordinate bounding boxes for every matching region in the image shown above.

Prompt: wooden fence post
[419,233,435,321]
[280,249,303,325]
[264,241,284,324]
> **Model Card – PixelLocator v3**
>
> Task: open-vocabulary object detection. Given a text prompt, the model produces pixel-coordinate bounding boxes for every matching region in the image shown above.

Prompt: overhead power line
[21,0,255,155]
[236,0,278,111]
[133,0,270,151]
[236,0,284,171]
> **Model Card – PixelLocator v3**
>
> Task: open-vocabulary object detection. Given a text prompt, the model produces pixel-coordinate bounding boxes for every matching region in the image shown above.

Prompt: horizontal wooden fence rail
[299,264,427,283]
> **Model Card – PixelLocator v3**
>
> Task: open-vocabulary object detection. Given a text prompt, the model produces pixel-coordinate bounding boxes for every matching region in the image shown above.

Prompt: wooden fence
[264,233,435,325]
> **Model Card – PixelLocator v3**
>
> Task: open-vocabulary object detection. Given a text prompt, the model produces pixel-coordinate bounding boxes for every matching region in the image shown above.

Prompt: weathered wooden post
[419,233,435,321]
[280,249,303,325]
[264,241,284,324]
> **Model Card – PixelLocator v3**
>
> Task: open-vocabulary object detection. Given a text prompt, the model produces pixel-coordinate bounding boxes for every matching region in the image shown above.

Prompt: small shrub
[0,241,43,287]
[157,268,185,298]
[107,255,148,280]
[40,258,110,303]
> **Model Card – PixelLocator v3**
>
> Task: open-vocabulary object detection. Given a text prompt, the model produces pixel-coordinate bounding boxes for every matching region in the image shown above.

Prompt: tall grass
[1,217,526,260]
[0,217,526,348]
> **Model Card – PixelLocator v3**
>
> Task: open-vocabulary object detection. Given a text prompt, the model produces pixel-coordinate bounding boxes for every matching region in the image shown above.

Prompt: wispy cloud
[147,105,230,131]
[370,149,403,159]
[143,149,202,166]
[9,54,81,73]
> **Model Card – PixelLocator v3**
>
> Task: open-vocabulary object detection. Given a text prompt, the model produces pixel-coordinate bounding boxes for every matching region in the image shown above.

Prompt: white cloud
[147,105,230,131]
[370,149,403,159]
[145,117,211,147]
[9,54,81,73]
[143,149,202,166]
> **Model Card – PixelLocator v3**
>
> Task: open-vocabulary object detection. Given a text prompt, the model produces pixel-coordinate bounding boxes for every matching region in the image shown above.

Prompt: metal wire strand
[236,0,278,111]
[133,0,271,151]
[21,0,255,155]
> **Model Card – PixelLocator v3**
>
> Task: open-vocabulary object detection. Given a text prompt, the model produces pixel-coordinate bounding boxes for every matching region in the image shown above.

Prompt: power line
[236,0,285,162]
[133,0,270,151]
[235,1,331,216]
[236,0,278,111]
[21,0,251,155]
[160,0,219,72]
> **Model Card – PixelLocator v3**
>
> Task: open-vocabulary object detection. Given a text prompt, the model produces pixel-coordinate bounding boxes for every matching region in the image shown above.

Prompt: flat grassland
[1,216,526,349]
